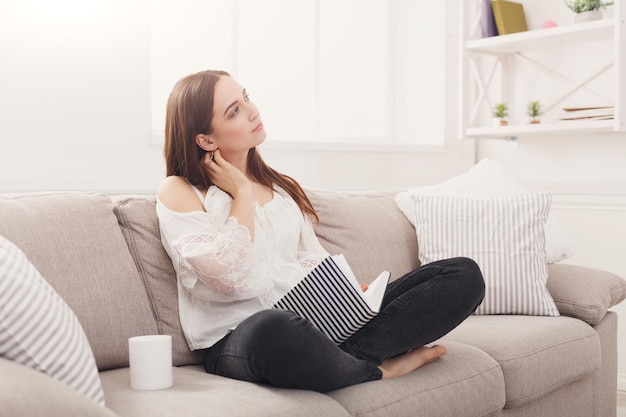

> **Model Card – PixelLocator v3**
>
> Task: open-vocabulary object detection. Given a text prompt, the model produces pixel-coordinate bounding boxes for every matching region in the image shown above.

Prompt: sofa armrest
[0,358,118,417]
[546,263,626,326]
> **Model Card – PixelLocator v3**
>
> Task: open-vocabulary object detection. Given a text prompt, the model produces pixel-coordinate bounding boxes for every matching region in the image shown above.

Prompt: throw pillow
[112,195,206,367]
[413,193,559,316]
[0,235,106,406]
[395,158,573,263]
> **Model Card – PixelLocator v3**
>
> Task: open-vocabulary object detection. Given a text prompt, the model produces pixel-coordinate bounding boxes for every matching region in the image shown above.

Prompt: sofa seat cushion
[100,366,351,417]
[440,315,600,409]
[0,358,118,417]
[328,342,504,417]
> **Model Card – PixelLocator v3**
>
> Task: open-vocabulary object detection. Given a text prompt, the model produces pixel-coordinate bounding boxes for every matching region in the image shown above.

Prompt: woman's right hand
[203,149,252,198]
[202,149,256,240]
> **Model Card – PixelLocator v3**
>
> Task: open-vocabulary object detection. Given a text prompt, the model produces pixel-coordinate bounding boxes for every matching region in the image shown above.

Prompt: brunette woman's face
[208,76,266,155]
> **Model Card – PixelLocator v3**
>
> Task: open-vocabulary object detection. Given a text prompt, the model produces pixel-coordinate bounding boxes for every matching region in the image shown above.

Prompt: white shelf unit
[459,0,626,140]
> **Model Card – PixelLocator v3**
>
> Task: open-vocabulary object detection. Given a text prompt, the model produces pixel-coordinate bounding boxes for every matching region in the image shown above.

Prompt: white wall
[258,1,475,189]
[0,1,163,193]
[0,0,472,195]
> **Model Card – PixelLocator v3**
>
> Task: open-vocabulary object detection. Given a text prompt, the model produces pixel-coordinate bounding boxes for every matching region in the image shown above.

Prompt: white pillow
[0,235,106,406]
[413,193,559,316]
[395,158,573,264]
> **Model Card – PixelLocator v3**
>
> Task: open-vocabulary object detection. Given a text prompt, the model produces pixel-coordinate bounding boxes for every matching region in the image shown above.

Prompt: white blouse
[156,185,328,350]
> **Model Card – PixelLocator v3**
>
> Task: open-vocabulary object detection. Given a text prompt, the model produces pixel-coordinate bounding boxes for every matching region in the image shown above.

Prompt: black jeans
[204,257,485,392]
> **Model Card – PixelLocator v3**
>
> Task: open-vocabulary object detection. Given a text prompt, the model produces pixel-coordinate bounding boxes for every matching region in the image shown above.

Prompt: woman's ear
[196,134,216,152]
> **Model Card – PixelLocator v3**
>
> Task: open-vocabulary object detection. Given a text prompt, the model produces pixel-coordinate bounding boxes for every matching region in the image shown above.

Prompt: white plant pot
[575,9,602,23]
[492,117,508,126]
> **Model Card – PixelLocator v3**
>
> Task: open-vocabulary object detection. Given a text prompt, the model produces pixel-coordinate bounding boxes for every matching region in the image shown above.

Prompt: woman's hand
[202,149,256,240]
[203,149,252,198]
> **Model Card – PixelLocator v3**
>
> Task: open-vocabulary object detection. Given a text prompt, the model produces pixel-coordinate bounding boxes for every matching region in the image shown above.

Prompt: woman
[156,69,485,392]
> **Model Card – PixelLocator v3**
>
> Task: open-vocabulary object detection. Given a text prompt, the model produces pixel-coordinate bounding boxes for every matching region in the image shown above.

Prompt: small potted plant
[493,102,509,126]
[563,0,614,23]
[527,100,542,124]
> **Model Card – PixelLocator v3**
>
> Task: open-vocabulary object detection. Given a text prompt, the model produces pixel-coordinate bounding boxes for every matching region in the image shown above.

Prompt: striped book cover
[273,255,390,344]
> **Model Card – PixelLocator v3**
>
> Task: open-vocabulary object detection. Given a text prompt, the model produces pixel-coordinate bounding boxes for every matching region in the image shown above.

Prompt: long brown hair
[164,70,318,222]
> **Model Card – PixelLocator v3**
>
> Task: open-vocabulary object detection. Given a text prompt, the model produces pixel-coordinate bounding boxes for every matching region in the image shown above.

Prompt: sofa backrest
[0,189,420,371]
[0,193,159,371]
[109,189,421,366]
[305,188,420,282]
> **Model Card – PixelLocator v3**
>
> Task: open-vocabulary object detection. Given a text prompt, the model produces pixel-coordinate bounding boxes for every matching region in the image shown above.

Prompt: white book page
[331,254,390,311]
[362,271,390,312]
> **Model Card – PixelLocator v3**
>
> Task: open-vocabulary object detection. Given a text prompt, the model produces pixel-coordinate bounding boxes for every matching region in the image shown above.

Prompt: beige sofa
[0,189,625,417]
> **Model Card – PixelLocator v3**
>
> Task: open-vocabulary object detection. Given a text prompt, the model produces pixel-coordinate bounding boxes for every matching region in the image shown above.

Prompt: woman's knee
[433,257,484,302]
[451,256,485,303]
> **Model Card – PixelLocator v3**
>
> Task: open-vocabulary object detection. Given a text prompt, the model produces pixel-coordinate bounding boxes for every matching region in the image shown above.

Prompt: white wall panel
[150,0,233,139]
[318,0,388,141]
[237,0,317,142]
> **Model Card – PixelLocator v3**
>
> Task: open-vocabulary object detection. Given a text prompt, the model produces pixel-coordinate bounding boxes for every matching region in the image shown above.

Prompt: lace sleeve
[163,211,273,303]
[297,216,330,268]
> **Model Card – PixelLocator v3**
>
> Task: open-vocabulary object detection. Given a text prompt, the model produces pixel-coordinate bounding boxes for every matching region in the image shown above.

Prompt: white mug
[128,335,173,390]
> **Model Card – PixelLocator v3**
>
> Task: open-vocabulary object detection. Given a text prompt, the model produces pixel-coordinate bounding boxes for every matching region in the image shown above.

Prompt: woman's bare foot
[378,345,447,380]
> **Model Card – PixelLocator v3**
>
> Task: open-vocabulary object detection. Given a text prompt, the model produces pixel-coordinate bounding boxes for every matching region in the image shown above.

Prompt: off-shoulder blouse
[156,185,328,350]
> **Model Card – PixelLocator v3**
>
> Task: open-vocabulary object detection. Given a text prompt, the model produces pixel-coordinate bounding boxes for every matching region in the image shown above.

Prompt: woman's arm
[156,175,206,213]
[157,150,256,241]
[203,150,256,240]
[156,176,271,302]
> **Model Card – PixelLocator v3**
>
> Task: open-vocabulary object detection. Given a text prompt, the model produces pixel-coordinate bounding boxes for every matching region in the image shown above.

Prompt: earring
[210,151,215,161]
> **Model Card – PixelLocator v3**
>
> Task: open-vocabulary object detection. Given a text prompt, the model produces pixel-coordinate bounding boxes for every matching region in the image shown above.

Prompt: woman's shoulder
[156,176,206,213]
[157,175,191,191]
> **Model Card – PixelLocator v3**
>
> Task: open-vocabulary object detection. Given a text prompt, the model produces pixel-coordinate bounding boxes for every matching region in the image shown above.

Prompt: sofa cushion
[411,193,559,316]
[100,365,352,417]
[547,263,626,325]
[441,315,600,409]
[112,196,205,366]
[0,193,158,371]
[305,189,419,283]
[0,358,118,417]
[0,235,105,406]
[328,342,504,417]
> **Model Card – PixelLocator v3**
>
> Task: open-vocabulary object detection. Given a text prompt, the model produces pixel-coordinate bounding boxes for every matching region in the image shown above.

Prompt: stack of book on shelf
[481,0,528,37]
[559,106,614,121]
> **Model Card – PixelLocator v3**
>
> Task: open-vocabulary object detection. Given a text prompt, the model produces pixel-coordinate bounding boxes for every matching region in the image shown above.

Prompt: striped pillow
[395,158,573,264]
[413,193,559,316]
[0,235,105,405]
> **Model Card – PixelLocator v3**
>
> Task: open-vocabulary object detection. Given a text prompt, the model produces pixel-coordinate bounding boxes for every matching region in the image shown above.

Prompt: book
[560,106,614,120]
[272,254,390,344]
[491,0,528,35]
[481,0,499,38]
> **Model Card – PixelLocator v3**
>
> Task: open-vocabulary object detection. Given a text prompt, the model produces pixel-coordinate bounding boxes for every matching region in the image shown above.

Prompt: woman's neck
[222,151,249,176]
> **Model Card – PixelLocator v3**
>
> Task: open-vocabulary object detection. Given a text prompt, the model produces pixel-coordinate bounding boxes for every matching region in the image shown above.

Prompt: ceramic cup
[128,335,173,390]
